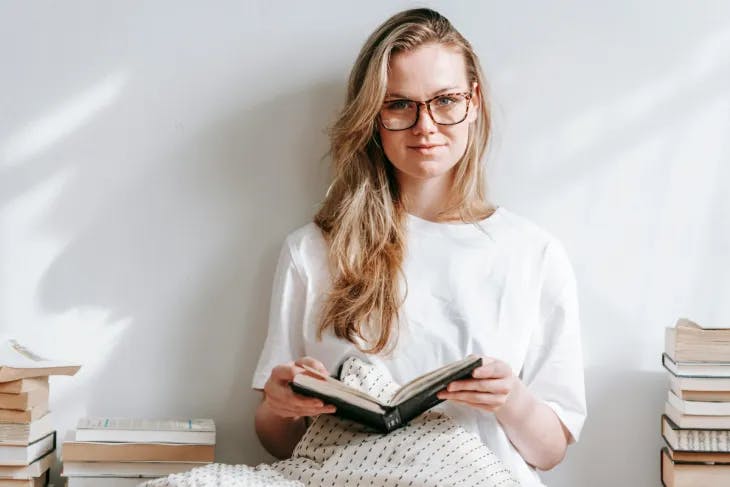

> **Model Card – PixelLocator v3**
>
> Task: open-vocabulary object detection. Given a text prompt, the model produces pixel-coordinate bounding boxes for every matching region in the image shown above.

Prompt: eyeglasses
[379,91,473,131]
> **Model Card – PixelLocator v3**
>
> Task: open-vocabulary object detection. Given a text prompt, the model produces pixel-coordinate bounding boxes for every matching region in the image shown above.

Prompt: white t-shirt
[251,207,587,487]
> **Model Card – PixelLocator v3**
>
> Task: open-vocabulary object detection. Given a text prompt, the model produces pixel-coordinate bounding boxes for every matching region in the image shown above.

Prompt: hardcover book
[662,353,730,378]
[290,355,482,433]
[662,415,730,453]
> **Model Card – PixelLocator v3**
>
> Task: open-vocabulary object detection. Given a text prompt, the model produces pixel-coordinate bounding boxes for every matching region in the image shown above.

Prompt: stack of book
[0,340,80,487]
[62,417,216,486]
[662,318,730,486]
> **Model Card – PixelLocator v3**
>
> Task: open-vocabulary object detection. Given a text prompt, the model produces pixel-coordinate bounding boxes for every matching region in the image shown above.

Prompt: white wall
[1,1,729,485]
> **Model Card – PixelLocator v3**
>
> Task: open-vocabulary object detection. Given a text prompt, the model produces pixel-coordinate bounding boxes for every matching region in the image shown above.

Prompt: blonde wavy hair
[314,8,495,354]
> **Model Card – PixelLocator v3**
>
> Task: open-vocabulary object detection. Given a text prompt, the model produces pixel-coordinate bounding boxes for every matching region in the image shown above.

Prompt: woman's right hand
[262,356,337,419]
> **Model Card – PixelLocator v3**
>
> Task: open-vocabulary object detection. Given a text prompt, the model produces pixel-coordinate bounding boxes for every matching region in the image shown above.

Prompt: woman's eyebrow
[385,86,462,99]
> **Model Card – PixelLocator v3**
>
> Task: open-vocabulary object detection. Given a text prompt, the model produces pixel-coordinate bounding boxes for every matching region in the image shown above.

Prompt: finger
[271,363,298,382]
[265,384,328,410]
[446,378,511,394]
[286,393,330,410]
[272,404,337,418]
[437,391,508,406]
[443,397,499,412]
[472,360,511,380]
[295,357,330,375]
[278,402,337,417]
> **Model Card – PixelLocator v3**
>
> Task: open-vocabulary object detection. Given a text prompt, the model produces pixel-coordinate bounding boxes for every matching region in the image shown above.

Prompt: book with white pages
[663,353,730,378]
[0,450,53,479]
[668,390,730,416]
[0,339,80,382]
[0,432,55,466]
[62,460,204,477]
[291,355,482,433]
[669,374,730,402]
[666,401,730,429]
[76,418,215,445]
[0,413,53,445]
[67,477,158,487]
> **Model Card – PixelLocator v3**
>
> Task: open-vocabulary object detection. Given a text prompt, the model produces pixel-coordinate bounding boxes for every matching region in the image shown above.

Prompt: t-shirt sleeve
[520,239,587,443]
[251,238,307,390]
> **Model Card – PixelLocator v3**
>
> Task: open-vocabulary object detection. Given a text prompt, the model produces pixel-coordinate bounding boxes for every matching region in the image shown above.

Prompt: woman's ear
[467,82,480,123]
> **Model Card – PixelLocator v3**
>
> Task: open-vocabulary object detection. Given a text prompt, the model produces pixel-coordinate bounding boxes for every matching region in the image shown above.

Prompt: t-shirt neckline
[405,206,505,238]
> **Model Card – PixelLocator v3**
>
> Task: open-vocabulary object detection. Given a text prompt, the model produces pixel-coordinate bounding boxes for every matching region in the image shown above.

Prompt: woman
[252,8,586,486]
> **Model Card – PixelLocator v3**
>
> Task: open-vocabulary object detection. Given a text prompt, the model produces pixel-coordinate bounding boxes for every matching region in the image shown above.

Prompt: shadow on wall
[32,79,342,483]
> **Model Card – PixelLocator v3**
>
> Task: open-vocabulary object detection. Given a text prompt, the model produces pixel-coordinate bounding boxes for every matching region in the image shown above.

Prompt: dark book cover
[290,357,482,433]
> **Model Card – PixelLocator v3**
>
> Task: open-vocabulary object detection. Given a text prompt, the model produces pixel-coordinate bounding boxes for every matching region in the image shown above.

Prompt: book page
[292,374,386,414]
[390,355,480,405]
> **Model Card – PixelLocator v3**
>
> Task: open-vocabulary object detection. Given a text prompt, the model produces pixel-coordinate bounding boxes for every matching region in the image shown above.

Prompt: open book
[290,355,482,433]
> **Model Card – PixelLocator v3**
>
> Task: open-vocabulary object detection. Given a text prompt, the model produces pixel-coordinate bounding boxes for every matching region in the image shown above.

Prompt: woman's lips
[408,144,445,153]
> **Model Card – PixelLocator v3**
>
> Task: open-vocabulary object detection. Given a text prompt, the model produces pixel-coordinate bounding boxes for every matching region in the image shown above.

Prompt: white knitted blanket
[142,358,519,486]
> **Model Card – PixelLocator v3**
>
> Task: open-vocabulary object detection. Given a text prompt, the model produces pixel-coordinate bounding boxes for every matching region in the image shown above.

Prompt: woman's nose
[411,103,438,134]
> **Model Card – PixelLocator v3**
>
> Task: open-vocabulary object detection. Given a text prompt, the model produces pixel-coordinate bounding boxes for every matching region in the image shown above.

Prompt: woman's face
[378,43,478,185]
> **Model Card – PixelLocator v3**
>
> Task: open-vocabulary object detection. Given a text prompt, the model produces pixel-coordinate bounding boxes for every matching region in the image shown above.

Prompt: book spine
[383,409,402,432]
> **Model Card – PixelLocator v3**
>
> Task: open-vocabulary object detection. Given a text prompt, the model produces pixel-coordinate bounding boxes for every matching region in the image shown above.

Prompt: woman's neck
[397,169,458,222]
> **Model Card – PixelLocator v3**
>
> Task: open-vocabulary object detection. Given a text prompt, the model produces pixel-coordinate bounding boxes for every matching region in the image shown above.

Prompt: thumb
[296,356,329,376]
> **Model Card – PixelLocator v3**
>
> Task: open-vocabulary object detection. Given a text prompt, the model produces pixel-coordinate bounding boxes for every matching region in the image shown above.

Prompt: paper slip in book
[0,340,80,383]
[291,355,482,433]
[76,418,216,444]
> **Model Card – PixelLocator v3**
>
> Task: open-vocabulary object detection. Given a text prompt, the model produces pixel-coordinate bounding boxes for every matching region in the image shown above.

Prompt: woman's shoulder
[493,207,563,251]
[282,221,328,267]
[498,208,576,289]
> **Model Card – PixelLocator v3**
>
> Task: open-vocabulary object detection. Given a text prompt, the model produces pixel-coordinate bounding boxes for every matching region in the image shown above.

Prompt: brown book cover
[666,444,730,463]
[0,389,49,411]
[662,447,730,486]
[0,378,48,395]
[0,404,49,424]
[62,440,215,462]
[0,471,48,487]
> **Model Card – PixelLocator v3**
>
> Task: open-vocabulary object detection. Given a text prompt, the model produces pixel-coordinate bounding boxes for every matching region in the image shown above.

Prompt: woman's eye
[434,96,457,106]
[385,100,413,111]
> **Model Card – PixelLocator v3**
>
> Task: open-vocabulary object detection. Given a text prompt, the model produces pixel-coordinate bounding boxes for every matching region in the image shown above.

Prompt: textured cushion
[142,357,518,486]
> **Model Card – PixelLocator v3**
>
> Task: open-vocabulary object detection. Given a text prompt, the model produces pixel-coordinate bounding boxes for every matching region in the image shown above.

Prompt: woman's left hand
[436,357,519,413]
